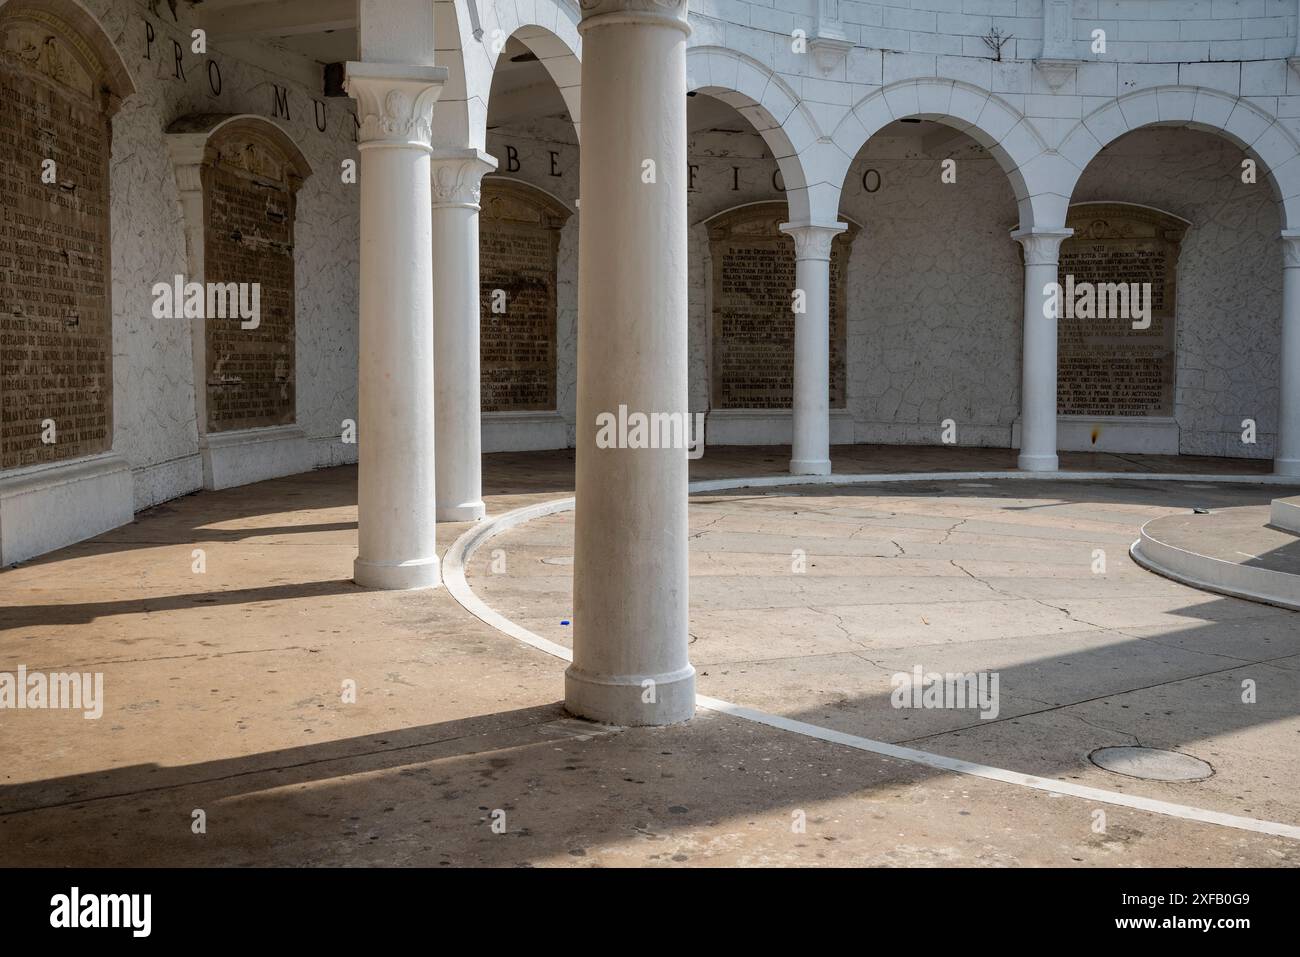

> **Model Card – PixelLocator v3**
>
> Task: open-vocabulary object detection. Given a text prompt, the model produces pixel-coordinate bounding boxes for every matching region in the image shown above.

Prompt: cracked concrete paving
[1,448,1298,866]
[471,473,1300,847]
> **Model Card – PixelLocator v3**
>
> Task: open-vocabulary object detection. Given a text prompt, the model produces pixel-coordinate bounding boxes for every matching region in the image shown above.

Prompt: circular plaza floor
[460,477,1300,836]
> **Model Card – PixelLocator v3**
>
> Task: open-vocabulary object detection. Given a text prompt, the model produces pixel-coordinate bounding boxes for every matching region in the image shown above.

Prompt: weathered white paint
[781,221,846,474]
[432,149,497,521]
[568,0,696,725]
[13,0,1300,564]
[346,2,448,589]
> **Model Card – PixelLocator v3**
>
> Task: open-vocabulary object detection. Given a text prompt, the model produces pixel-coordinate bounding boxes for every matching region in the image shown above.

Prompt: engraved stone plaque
[1057,202,1189,417]
[707,203,855,410]
[0,7,115,469]
[478,179,570,413]
[202,123,303,432]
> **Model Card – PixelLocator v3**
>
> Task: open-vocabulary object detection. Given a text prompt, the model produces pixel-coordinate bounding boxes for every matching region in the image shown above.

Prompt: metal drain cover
[1089,746,1213,782]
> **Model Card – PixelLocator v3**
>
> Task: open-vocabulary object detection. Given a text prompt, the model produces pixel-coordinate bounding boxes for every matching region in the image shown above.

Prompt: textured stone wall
[485,119,578,442]
[841,127,1023,447]
[488,109,1281,459]
[1072,127,1281,459]
[32,0,361,510]
[7,0,1290,521]
[689,0,1295,65]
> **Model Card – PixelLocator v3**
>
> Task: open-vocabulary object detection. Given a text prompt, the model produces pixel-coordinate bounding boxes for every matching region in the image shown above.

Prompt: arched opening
[0,0,134,469]
[838,117,1025,451]
[479,30,580,453]
[163,114,314,489]
[1062,126,1280,460]
[0,0,136,564]
[684,88,825,450]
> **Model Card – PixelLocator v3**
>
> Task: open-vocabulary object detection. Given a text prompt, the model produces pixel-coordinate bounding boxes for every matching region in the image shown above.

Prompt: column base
[1018,452,1059,472]
[437,501,486,523]
[1276,457,1300,478]
[564,664,696,727]
[790,458,832,476]
[353,555,442,590]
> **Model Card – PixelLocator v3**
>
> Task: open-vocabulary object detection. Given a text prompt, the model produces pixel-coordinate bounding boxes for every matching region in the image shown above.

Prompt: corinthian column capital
[578,0,690,33]
[345,62,448,150]
[429,148,498,209]
[780,221,848,261]
[1011,226,1073,266]
[1281,229,1300,269]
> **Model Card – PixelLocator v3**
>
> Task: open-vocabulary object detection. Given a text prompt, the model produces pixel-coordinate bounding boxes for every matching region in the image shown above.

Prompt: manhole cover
[540,556,574,566]
[1089,746,1213,782]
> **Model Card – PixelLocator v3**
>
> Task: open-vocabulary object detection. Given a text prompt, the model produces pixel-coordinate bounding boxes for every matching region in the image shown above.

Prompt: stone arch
[1058,86,1300,230]
[434,0,582,151]
[0,0,136,473]
[163,114,315,488]
[0,0,135,111]
[496,25,581,136]
[830,77,1050,229]
[687,45,818,224]
[165,113,312,183]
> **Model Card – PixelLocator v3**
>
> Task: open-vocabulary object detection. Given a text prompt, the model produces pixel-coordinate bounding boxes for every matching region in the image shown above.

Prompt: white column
[346,58,447,588]
[781,221,846,475]
[568,0,695,726]
[1277,230,1300,476]
[431,149,497,521]
[1012,226,1072,472]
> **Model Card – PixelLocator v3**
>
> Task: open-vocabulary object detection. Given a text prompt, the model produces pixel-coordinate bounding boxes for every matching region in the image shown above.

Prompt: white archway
[686,45,817,223]
[831,78,1050,229]
[1057,86,1300,230]
[432,0,582,151]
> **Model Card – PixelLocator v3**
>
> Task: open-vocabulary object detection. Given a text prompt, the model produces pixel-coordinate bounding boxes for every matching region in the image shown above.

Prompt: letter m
[273,84,290,119]
[1097,282,1127,318]
[208,282,239,320]
[51,673,81,710]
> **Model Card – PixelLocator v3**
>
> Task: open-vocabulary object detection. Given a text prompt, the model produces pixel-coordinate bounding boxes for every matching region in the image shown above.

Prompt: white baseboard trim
[201,425,315,490]
[132,453,203,511]
[705,408,854,446]
[0,453,134,566]
[482,411,568,453]
[1012,416,1180,455]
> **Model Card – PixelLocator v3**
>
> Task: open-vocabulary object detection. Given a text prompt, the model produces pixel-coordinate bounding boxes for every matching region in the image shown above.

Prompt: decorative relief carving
[781,223,844,261]
[1013,228,1072,266]
[346,71,442,148]
[431,154,494,208]
[1282,232,1300,269]
[0,9,100,100]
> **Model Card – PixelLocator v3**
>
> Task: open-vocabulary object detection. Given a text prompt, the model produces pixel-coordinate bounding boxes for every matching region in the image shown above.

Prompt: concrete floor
[1147,506,1300,576]
[1,447,1297,867]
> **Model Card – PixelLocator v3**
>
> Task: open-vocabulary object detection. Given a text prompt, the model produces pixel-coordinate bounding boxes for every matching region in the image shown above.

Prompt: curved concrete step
[1131,506,1300,612]
[1270,495,1300,535]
